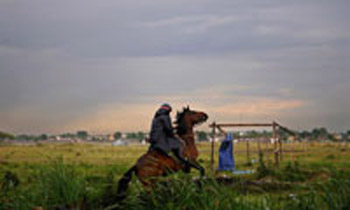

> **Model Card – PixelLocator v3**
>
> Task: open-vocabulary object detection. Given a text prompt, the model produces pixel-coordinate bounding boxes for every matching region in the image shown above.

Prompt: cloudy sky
[0,0,349,134]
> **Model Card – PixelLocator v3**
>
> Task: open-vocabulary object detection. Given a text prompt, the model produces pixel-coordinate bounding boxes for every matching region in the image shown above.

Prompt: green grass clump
[278,161,310,182]
[116,174,270,210]
[0,171,32,210]
[36,157,86,209]
[279,178,350,210]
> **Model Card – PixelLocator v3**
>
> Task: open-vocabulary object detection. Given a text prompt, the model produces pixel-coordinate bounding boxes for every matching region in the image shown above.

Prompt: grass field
[1,141,350,209]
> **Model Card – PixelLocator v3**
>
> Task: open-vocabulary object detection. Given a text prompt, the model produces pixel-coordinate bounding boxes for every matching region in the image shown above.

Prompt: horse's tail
[116,165,137,200]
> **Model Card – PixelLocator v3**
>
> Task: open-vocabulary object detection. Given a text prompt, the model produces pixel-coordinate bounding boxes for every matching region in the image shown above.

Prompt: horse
[116,106,208,198]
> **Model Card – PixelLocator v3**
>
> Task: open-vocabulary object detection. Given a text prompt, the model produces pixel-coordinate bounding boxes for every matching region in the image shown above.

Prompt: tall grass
[36,157,86,209]
[0,171,34,210]
[111,170,350,210]
[2,143,350,209]
[114,174,270,210]
[279,178,350,210]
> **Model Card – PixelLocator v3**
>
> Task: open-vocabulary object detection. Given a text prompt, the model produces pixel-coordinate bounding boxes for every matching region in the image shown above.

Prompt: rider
[149,103,190,169]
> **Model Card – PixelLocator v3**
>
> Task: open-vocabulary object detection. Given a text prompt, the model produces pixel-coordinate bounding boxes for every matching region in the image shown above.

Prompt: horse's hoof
[183,163,191,173]
[200,169,205,177]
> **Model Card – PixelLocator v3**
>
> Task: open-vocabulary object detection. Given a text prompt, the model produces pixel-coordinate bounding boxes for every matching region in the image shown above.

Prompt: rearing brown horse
[117,106,208,196]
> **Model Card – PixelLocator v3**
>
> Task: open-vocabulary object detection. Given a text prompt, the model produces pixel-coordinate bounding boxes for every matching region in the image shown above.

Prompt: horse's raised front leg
[187,160,205,177]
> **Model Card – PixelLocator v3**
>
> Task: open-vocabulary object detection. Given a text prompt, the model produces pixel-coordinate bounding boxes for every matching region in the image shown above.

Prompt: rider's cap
[160,103,172,112]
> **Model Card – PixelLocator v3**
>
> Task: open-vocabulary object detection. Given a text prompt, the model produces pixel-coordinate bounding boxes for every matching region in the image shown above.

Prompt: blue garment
[218,133,235,171]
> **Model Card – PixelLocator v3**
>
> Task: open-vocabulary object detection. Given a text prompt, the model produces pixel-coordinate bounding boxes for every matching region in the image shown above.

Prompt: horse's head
[175,106,208,135]
[175,106,208,161]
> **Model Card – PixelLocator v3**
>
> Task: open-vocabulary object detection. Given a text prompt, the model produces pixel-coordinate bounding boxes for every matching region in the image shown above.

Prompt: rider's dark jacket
[149,108,180,154]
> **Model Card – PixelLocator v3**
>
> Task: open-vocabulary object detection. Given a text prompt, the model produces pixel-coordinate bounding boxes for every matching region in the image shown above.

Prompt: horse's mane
[175,107,190,135]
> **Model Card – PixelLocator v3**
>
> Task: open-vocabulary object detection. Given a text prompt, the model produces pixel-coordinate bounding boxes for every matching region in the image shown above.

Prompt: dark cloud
[0,0,349,133]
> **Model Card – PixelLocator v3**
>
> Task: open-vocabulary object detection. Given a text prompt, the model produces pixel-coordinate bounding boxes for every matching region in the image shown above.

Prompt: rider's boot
[172,149,189,169]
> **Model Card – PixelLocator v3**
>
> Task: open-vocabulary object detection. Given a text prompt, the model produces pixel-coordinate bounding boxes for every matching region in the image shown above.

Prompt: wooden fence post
[257,138,262,155]
[211,122,216,174]
[279,136,283,161]
[291,140,295,167]
[246,139,250,165]
[265,138,270,165]
[273,121,279,167]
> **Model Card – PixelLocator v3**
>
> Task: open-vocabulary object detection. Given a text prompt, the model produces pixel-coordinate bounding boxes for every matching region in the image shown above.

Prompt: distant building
[107,134,115,141]
[48,135,61,141]
[332,133,344,141]
[209,137,220,143]
[288,136,296,142]
[270,138,278,144]
[112,139,128,146]
[92,135,105,141]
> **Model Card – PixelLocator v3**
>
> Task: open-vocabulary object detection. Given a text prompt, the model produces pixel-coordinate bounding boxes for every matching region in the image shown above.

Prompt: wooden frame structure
[209,121,291,173]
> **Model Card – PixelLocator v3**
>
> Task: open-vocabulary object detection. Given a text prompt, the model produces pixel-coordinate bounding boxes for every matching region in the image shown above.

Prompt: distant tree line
[2,127,350,142]
[11,134,48,141]
[0,131,14,140]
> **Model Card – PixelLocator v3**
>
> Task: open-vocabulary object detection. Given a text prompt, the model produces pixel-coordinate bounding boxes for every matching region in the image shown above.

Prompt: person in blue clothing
[218,133,235,171]
[149,103,190,168]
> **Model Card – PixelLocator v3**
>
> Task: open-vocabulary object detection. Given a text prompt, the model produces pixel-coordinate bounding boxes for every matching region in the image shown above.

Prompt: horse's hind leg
[138,176,155,189]
[136,164,165,188]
